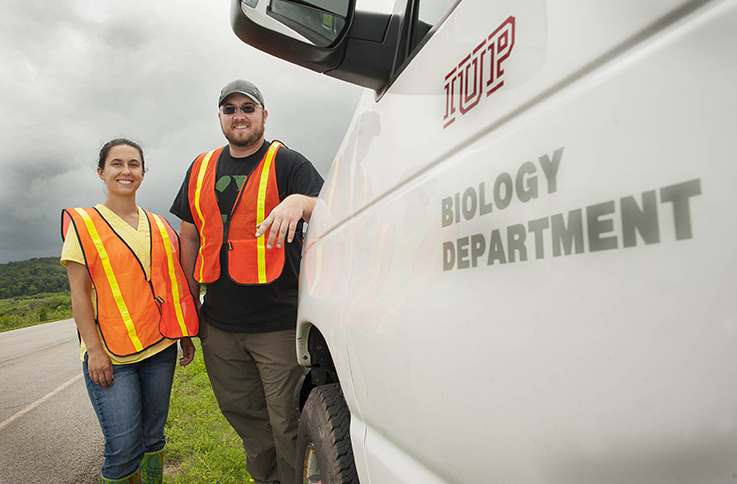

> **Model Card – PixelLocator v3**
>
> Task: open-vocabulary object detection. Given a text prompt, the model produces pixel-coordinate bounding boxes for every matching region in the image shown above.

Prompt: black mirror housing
[230,0,396,92]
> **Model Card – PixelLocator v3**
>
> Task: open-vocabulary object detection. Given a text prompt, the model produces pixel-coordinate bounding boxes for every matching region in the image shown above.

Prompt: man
[170,79,323,484]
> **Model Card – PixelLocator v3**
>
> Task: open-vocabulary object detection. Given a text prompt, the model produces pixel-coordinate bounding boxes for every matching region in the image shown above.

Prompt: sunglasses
[221,104,260,115]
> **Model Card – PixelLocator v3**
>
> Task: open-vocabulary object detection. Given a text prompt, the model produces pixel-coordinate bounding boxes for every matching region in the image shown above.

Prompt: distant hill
[0,257,69,299]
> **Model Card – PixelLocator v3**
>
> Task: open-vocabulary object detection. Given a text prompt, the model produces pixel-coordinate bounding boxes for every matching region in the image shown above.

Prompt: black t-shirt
[170,140,323,333]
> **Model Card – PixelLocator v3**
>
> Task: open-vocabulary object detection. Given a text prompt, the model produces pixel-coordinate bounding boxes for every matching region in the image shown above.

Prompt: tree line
[0,257,70,299]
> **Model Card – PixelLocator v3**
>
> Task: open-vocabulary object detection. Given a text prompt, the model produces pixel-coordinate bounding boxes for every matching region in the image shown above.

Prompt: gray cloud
[0,0,361,263]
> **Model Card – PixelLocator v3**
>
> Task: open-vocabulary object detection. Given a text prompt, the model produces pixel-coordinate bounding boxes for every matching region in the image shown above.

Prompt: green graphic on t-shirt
[215,176,231,192]
[233,175,246,190]
[216,175,248,224]
[216,175,247,192]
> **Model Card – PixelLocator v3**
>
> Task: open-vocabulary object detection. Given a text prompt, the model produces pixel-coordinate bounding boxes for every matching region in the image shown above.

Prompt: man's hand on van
[256,194,317,249]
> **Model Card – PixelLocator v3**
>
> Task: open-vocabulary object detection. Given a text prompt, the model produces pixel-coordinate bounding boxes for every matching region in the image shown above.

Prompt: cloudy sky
[0,0,362,264]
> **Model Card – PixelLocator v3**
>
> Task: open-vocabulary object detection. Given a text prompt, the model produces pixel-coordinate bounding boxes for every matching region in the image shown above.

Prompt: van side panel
[299,0,737,482]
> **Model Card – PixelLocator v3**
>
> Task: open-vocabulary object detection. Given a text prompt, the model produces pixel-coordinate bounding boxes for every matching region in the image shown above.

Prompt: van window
[408,0,457,55]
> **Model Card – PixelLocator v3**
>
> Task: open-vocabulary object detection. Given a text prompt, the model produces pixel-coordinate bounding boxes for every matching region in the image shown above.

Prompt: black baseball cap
[218,79,264,107]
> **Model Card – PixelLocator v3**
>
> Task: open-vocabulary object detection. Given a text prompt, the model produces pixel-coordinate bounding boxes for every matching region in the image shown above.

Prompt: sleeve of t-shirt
[278,148,324,200]
[169,163,195,224]
[60,224,86,267]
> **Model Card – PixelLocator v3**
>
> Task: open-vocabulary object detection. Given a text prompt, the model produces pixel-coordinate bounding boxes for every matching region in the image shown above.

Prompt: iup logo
[443,16,516,129]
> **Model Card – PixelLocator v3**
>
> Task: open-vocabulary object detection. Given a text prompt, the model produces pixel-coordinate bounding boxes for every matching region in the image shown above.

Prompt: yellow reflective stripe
[74,208,143,352]
[193,150,216,281]
[152,214,189,336]
[256,143,279,283]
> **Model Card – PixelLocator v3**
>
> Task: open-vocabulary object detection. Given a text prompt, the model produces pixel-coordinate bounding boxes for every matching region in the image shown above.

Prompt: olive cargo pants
[200,323,302,484]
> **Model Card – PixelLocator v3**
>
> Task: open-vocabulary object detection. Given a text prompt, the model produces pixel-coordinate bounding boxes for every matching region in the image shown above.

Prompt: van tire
[296,384,359,484]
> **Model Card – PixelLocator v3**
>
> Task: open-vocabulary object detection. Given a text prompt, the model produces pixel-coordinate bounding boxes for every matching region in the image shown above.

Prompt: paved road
[0,319,103,483]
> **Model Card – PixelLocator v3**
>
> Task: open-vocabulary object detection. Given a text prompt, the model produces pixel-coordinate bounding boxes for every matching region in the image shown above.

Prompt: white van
[230,1,737,483]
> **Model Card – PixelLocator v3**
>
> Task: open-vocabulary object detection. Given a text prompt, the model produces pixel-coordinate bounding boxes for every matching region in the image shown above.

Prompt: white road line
[0,373,84,432]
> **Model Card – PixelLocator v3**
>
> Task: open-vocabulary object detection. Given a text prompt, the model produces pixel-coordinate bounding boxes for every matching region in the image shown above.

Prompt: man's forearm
[179,221,201,305]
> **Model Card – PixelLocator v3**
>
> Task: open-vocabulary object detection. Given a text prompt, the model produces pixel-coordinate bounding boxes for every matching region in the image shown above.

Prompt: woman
[61,139,198,484]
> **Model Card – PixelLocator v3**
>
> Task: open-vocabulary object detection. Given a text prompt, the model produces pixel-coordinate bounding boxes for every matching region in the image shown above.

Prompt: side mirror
[230,0,399,92]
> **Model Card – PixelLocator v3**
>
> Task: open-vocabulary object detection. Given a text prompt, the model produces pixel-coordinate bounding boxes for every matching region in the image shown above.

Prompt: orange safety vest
[187,142,285,285]
[62,207,199,357]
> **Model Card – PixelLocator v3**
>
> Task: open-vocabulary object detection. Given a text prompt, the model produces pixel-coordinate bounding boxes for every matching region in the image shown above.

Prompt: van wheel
[296,384,359,484]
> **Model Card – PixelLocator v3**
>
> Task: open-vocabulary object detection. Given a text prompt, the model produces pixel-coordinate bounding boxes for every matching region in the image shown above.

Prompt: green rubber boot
[102,469,140,483]
[139,450,164,484]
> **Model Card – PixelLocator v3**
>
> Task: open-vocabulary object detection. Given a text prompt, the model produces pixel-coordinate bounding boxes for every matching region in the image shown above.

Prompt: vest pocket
[227,239,262,284]
[98,301,161,356]
[158,292,199,338]
[228,238,284,284]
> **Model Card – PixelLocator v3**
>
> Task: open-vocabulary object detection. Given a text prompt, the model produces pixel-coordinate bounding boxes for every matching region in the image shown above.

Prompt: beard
[223,118,266,151]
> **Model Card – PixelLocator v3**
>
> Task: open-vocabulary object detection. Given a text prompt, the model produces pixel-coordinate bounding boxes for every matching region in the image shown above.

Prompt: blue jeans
[83,344,177,480]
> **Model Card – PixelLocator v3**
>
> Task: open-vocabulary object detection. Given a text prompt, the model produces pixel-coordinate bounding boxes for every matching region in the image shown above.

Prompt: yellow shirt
[61,204,176,364]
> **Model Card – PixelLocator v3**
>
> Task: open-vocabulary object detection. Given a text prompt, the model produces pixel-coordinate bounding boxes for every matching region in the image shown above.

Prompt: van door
[302,0,737,482]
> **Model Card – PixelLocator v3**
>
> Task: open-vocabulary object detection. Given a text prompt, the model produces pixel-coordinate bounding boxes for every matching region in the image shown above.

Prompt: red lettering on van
[444,16,516,129]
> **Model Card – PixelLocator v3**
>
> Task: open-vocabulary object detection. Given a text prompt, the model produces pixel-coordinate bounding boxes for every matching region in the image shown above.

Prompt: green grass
[164,339,253,483]
[0,292,73,332]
